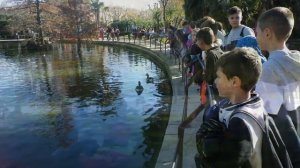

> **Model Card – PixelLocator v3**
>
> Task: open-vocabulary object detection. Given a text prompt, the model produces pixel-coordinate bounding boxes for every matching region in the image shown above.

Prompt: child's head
[196,16,212,28]
[215,47,262,98]
[182,20,190,31]
[196,27,214,50]
[200,17,218,37]
[227,6,242,28]
[256,7,294,51]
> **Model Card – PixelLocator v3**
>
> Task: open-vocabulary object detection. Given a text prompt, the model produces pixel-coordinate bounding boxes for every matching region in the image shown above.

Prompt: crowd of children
[168,6,300,168]
[98,7,300,167]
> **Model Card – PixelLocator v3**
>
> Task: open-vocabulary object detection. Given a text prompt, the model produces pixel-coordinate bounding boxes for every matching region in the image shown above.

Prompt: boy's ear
[264,27,272,39]
[231,76,242,88]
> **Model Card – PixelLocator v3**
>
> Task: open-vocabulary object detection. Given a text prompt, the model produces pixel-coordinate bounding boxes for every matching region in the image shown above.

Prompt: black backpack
[230,110,293,168]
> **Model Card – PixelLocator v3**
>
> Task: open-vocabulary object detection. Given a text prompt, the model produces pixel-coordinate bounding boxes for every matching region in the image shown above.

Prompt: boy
[196,27,223,86]
[196,48,264,167]
[224,6,255,51]
[255,7,300,167]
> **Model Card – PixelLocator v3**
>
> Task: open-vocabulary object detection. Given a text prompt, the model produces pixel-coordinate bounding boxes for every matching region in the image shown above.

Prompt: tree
[183,0,202,21]
[0,15,10,38]
[109,7,123,21]
[35,0,44,44]
[159,0,169,29]
[165,0,184,27]
[56,0,95,54]
[149,3,162,32]
[90,0,103,27]
[102,6,109,25]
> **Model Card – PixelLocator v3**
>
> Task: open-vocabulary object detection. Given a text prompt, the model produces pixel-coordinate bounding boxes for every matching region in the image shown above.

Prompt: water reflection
[0,43,172,168]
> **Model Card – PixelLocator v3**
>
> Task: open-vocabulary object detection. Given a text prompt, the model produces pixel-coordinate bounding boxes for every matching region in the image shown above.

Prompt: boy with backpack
[224,6,255,51]
[195,48,264,167]
[255,7,300,167]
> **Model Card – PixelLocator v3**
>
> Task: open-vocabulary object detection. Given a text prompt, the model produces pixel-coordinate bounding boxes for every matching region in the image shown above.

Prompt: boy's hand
[200,119,225,138]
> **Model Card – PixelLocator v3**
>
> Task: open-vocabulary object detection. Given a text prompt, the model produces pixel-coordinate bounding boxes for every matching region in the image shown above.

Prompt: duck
[146,73,154,83]
[135,81,144,95]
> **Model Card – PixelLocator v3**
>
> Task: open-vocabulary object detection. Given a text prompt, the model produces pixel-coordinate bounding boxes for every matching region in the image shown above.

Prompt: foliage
[0,15,10,37]
[90,0,104,27]
[56,1,96,39]
[159,0,169,28]
[183,0,203,22]
[165,0,184,27]
[135,18,153,29]
[110,20,133,32]
[152,9,162,31]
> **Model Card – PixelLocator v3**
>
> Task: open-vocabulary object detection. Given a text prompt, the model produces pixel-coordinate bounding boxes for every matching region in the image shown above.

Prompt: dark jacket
[205,46,223,85]
[197,94,264,168]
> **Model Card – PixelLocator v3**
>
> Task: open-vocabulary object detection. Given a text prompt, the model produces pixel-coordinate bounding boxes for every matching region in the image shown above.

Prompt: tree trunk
[96,9,100,27]
[36,0,43,45]
[74,1,82,55]
[163,6,166,29]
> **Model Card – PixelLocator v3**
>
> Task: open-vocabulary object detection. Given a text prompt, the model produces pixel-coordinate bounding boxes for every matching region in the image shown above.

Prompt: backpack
[224,27,245,51]
[230,110,293,168]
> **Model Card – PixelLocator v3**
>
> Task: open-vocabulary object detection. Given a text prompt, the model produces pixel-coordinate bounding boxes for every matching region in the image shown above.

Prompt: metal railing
[101,32,170,55]
[172,55,217,168]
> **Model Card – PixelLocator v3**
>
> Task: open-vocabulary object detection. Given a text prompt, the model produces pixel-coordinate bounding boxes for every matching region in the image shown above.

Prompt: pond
[0,43,172,168]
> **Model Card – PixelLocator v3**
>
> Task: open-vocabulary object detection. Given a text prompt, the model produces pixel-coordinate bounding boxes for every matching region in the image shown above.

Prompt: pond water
[0,43,172,168]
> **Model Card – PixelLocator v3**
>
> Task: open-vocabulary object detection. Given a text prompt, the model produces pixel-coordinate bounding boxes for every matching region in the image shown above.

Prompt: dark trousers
[271,105,300,167]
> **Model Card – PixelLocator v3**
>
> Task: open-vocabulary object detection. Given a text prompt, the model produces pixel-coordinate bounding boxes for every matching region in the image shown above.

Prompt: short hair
[200,17,218,35]
[227,6,242,16]
[196,27,214,45]
[196,16,212,28]
[216,47,262,91]
[257,7,294,41]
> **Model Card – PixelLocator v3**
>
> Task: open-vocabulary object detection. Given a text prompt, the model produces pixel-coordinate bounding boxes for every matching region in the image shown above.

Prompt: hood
[268,49,300,82]
[282,50,300,81]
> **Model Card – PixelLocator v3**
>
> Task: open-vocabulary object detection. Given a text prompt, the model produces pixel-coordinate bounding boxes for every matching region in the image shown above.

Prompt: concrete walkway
[93,37,204,168]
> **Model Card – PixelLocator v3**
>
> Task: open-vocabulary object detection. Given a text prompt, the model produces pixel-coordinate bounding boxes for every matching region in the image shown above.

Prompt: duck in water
[146,73,154,83]
[135,81,144,95]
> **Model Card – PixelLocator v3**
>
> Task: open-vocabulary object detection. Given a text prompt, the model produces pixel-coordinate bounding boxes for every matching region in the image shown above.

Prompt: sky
[0,0,159,10]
